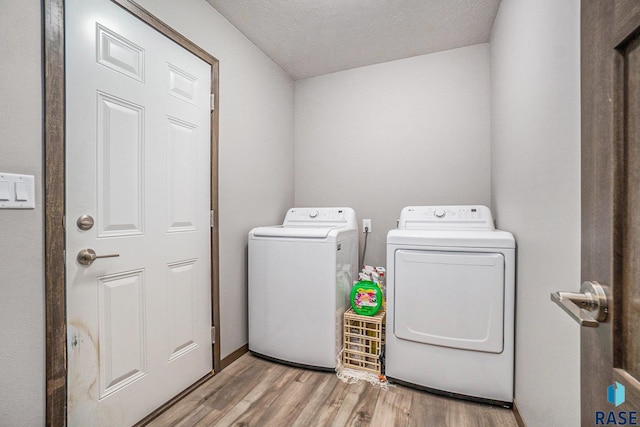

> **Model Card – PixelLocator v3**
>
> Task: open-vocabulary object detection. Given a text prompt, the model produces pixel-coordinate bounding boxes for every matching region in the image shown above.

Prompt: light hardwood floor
[148,353,518,427]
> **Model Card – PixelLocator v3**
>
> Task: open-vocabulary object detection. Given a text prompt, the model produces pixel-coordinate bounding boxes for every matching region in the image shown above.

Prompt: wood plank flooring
[147,353,517,427]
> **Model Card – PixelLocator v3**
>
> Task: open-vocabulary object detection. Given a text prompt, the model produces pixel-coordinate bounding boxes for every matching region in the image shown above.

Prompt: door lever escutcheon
[550,281,608,327]
[77,248,120,266]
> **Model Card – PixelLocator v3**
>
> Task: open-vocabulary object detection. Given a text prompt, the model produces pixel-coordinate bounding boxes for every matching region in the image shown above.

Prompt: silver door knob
[77,248,120,266]
[550,281,608,327]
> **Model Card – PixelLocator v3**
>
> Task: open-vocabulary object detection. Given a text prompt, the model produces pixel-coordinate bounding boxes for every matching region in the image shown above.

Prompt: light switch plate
[0,173,35,209]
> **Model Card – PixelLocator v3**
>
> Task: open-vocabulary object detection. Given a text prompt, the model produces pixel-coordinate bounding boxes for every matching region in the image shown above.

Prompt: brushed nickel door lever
[77,248,120,266]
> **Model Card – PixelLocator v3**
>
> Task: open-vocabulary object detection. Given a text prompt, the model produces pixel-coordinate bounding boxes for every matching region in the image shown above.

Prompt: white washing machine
[386,205,515,406]
[248,207,358,370]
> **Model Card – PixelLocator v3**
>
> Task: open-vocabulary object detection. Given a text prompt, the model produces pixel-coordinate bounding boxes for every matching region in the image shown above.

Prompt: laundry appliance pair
[248,205,515,407]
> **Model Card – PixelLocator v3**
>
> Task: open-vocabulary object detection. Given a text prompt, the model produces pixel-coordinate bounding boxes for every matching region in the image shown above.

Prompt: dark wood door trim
[43,1,220,425]
[43,1,67,425]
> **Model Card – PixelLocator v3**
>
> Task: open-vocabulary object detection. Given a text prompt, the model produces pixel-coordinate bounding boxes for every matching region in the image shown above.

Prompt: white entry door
[65,0,212,425]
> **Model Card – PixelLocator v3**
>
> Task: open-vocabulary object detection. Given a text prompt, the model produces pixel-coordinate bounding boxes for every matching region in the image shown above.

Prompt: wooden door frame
[43,1,221,425]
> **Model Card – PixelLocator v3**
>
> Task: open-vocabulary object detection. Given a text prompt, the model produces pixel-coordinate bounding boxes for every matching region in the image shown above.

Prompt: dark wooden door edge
[43,1,221,425]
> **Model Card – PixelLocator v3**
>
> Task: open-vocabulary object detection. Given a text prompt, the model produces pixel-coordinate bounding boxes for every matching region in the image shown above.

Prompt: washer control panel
[283,207,357,229]
[398,205,494,230]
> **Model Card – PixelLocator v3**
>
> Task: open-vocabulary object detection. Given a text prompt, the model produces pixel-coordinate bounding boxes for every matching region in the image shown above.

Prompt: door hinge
[211,326,216,344]
[210,94,215,111]
[62,215,66,230]
[210,210,215,228]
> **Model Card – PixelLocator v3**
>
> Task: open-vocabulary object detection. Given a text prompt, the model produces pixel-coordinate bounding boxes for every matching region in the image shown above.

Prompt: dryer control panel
[399,205,495,230]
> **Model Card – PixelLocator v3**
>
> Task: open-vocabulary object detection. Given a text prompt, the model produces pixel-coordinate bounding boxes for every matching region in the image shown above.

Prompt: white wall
[295,44,492,267]
[490,0,581,426]
[0,1,45,425]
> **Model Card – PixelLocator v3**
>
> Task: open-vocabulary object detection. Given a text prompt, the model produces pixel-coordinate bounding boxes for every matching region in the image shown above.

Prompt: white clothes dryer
[249,207,358,370]
[386,205,515,406]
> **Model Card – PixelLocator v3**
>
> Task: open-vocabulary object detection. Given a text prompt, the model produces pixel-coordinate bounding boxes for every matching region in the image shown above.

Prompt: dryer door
[394,250,505,353]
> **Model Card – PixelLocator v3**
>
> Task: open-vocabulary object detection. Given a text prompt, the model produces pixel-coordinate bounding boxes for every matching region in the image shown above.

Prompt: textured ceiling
[206,0,501,80]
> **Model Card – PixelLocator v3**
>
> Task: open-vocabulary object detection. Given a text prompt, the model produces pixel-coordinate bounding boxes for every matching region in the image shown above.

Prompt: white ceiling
[206,0,502,80]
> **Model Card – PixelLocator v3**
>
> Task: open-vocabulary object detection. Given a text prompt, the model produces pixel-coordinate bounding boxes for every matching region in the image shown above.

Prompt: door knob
[550,281,608,327]
[77,248,120,266]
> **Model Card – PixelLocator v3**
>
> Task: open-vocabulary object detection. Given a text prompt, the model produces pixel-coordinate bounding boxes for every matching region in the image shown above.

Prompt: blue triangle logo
[607,382,626,407]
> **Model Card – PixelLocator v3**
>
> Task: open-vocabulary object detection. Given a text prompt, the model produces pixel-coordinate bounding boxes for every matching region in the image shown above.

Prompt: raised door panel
[167,260,198,361]
[96,23,145,82]
[167,63,197,104]
[98,270,146,398]
[96,92,144,237]
[166,117,198,233]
